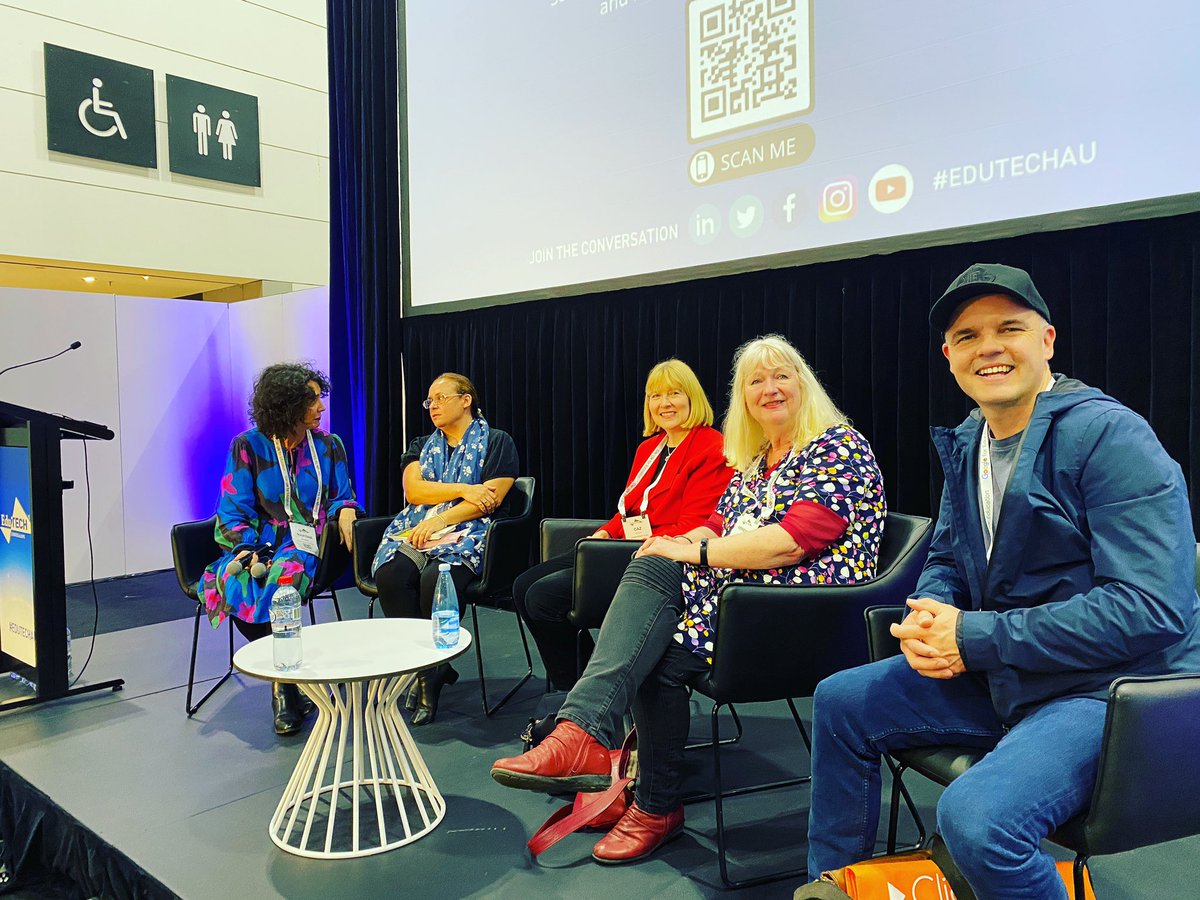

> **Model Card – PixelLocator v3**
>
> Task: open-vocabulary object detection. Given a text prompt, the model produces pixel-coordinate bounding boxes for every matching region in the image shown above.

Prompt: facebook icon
[780,192,798,225]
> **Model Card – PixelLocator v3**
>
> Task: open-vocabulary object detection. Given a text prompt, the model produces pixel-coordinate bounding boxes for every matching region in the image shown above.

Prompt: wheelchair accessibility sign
[44,44,156,168]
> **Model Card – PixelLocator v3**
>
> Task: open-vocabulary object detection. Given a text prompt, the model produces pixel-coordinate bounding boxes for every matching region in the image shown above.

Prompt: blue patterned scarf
[371,416,493,575]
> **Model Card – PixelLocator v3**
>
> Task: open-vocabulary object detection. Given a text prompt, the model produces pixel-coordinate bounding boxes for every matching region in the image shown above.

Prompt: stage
[0,589,1189,899]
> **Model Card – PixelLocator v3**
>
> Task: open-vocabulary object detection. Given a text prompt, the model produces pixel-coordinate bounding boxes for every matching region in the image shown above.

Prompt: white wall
[0,1,328,286]
[0,285,331,581]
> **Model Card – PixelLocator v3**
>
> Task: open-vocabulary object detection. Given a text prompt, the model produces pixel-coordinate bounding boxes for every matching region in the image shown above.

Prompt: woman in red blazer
[513,359,732,737]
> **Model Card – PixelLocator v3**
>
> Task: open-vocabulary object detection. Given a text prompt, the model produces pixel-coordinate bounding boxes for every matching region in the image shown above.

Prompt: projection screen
[400,0,1200,314]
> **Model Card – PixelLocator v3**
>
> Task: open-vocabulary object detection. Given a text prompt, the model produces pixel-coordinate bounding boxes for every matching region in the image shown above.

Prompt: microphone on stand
[0,341,83,377]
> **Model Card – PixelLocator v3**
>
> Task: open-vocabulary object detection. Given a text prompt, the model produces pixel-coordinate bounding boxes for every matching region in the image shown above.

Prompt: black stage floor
[0,589,1190,899]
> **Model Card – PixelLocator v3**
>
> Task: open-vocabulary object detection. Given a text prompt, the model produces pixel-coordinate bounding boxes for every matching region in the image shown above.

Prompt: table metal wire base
[269,674,445,858]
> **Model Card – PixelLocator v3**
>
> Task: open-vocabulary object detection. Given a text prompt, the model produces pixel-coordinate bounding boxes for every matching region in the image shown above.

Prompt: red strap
[527,728,638,857]
[527,777,632,856]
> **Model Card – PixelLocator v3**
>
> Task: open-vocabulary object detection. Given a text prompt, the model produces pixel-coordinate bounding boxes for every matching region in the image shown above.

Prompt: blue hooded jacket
[915,377,1200,725]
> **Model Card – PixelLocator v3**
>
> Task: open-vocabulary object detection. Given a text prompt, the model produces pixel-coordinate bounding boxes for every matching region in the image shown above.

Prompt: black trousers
[512,552,595,691]
[374,554,474,619]
[231,617,271,642]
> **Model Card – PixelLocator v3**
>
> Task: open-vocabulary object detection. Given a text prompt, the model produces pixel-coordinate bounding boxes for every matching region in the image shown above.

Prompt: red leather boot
[592,802,685,864]
[491,720,612,793]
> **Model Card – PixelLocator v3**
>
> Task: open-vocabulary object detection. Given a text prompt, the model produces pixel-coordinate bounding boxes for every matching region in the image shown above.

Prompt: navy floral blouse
[674,424,886,663]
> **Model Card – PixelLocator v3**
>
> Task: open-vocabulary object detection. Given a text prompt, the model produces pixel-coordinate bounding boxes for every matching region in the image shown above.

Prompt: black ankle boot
[403,677,422,711]
[273,682,303,735]
[411,664,459,727]
[293,684,316,718]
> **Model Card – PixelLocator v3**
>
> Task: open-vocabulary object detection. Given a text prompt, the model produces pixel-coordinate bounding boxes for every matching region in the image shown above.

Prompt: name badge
[622,515,652,540]
[730,512,759,536]
[290,522,320,555]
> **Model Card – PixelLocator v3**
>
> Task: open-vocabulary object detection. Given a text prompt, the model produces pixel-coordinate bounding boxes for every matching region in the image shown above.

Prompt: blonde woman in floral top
[493,335,885,865]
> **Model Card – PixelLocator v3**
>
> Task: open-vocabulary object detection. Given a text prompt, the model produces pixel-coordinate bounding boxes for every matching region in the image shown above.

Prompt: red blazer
[600,425,733,539]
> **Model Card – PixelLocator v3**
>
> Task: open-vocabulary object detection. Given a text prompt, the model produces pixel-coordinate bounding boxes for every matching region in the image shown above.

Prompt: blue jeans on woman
[807,654,1106,899]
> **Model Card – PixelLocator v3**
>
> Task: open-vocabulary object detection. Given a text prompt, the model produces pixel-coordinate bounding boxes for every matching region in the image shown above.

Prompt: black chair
[865,543,1200,899]
[689,511,933,888]
[351,476,538,716]
[170,515,349,716]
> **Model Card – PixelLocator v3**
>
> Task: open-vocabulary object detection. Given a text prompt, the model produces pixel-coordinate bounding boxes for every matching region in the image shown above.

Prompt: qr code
[687,0,812,142]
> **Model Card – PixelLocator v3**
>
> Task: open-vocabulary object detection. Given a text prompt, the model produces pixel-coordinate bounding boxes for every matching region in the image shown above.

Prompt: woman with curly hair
[199,362,362,735]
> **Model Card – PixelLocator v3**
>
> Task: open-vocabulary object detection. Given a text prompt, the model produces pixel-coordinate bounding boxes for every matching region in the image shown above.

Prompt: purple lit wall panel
[114,294,235,575]
[0,288,127,581]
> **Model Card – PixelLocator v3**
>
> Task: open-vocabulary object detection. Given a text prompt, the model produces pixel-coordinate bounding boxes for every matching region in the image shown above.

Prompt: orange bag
[820,848,1095,900]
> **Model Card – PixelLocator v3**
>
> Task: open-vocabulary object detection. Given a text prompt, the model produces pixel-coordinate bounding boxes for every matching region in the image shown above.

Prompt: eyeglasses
[423,393,465,409]
[647,390,685,403]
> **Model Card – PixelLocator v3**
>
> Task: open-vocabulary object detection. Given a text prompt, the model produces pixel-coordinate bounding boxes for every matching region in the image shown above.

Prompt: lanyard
[617,435,673,518]
[978,374,1056,560]
[273,431,322,524]
[742,446,795,521]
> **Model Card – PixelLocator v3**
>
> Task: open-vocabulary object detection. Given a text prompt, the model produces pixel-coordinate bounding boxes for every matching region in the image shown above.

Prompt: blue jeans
[808,655,1106,900]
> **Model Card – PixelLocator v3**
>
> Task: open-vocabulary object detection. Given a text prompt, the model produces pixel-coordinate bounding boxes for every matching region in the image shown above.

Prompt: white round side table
[234,618,472,858]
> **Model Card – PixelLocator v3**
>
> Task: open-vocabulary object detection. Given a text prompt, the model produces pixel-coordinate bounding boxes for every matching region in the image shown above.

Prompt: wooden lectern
[0,399,124,709]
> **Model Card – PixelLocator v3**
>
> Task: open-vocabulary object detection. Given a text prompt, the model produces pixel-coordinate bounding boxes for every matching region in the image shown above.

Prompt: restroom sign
[43,44,157,168]
[166,75,261,186]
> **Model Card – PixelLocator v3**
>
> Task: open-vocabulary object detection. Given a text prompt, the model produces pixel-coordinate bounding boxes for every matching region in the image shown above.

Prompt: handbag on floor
[793,834,1095,900]
[527,730,637,857]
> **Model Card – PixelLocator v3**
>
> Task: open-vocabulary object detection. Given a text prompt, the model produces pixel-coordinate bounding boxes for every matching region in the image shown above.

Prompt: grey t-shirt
[980,430,1023,551]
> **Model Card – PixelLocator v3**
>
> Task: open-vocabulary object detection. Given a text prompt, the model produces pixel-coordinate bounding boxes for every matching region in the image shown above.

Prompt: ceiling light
[82,276,95,283]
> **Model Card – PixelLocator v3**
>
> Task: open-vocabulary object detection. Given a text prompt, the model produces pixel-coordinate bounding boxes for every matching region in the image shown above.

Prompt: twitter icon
[729,195,764,238]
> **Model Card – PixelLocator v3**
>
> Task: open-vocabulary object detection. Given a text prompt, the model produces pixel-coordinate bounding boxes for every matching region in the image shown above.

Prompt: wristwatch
[699,538,709,567]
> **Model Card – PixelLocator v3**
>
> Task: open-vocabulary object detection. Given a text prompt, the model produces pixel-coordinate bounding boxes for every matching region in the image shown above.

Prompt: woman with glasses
[370,372,518,724]
[493,335,885,865]
[200,362,362,735]
[513,359,731,745]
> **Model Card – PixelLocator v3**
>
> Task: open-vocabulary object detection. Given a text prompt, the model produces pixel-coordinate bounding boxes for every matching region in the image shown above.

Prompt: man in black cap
[804,263,1200,897]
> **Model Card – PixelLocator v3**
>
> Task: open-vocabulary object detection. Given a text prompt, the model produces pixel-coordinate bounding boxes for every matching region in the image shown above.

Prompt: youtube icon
[869,163,914,213]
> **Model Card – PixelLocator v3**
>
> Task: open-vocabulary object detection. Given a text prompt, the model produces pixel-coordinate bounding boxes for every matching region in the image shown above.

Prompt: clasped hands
[890,597,965,679]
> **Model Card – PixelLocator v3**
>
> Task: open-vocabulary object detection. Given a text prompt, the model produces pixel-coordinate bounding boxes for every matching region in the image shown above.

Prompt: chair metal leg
[1073,855,1090,899]
[884,759,927,855]
[368,595,377,619]
[685,701,743,750]
[472,600,534,717]
[308,597,318,625]
[704,700,809,889]
[331,588,343,622]
[186,605,234,717]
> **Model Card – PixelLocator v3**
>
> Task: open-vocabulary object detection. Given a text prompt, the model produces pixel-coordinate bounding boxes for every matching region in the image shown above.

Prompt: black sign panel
[166,75,261,186]
[43,44,157,168]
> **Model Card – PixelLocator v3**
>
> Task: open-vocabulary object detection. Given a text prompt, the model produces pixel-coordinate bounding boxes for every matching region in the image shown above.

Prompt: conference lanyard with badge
[274,431,322,555]
[977,374,1055,560]
[618,436,674,539]
[729,447,795,536]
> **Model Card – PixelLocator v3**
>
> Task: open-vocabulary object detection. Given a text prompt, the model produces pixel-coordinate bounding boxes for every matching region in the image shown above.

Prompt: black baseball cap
[929,263,1052,335]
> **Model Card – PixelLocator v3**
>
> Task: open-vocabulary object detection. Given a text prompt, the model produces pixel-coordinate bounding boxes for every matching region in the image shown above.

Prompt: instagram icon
[819,178,857,222]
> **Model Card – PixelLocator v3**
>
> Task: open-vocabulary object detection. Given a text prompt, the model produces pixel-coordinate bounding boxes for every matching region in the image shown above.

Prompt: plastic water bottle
[66,627,73,682]
[271,576,303,671]
[431,563,460,649]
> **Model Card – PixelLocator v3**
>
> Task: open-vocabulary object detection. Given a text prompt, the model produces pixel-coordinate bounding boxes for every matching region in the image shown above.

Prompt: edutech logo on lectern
[0,498,31,544]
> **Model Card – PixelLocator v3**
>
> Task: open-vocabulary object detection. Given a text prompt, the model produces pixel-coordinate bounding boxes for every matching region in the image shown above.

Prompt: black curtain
[397,212,1200,527]
[327,0,403,513]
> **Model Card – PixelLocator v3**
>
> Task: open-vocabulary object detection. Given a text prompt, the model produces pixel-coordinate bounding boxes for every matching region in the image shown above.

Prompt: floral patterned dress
[199,428,361,627]
[674,424,887,663]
